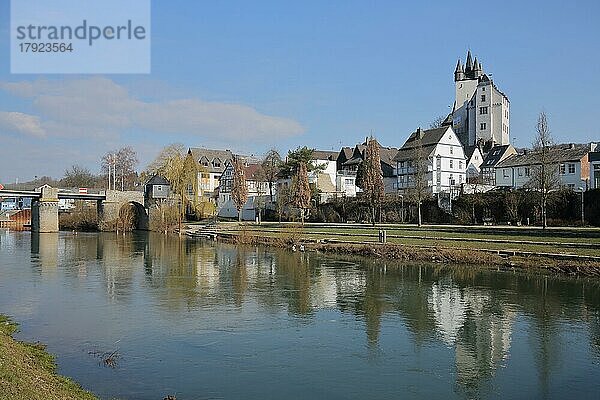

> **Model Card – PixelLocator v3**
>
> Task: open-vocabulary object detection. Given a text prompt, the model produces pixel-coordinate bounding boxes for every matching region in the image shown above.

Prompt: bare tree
[429,115,447,129]
[232,157,248,222]
[407,133,430,226]
[62,165,97,188]
[362,137,385,225]
[101,147,138,190]
[260,149,281,203]
[292,161,311,225]
[529,112,560,228]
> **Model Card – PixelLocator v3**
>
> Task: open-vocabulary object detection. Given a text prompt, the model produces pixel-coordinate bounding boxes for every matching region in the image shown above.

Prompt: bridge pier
[31,187,59,233]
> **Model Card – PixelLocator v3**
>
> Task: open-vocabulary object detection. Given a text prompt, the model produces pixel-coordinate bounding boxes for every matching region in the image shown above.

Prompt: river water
[0,230,598,399]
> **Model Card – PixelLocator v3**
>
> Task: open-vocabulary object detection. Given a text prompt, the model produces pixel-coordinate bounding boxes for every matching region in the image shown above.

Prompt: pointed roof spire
[455,59,462,73]
[465,50,473,71]
[473,57,480,71]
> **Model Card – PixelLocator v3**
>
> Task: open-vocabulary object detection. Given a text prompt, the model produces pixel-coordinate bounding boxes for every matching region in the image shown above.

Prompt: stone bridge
[0,187,148,233]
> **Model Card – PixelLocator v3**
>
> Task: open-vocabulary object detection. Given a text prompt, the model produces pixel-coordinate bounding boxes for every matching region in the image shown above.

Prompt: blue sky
[1,0,599,182]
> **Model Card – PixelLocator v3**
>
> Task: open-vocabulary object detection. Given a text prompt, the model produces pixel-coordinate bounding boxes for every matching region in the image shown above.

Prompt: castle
[451,51,510,150]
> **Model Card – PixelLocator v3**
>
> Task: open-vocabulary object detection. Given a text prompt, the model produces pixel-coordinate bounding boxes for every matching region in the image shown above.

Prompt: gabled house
[495,143,597,190]
[464,146,484,183]
[338,140,399,195]
[394,126,467,194]
[188,148,234,199]
[480,144,517,185]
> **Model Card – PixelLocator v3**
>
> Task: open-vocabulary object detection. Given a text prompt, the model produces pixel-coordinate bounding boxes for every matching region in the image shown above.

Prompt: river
[0,230,599,399]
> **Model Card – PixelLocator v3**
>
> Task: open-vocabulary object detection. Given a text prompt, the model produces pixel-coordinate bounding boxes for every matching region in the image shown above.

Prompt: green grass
[216,223,600,258]
[0,315,98,400]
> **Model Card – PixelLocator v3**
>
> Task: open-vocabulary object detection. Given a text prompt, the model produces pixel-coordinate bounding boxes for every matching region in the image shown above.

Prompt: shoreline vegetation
[186,222,600,277]
[0,315,97,400]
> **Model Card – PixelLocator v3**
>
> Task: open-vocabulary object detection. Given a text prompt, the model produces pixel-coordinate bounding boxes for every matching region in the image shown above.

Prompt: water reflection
[1,230,599,399]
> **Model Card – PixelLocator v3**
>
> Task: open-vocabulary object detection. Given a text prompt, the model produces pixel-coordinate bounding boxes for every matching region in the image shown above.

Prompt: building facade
[495,143,597,190]
[590,152,600,189]
[452,51,510,149]
[394,126,467,194]
[188,148,234,199]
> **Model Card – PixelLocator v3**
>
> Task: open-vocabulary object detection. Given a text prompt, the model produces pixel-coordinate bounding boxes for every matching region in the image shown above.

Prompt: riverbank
[0,315,97,400]
[187,222,600,276]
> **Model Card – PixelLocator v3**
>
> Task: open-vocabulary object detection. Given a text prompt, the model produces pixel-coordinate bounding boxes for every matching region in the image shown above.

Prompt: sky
[0,0,599,183]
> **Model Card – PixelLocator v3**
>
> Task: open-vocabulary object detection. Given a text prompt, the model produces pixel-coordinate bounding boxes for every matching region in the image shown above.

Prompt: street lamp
[578,187,585,225]
[397,191,404,224]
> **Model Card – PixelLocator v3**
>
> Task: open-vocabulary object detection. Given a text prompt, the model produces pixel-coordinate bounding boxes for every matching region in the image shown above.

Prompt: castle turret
[473,57,482,77]
[454,59,465,81]
[465,50,473,74]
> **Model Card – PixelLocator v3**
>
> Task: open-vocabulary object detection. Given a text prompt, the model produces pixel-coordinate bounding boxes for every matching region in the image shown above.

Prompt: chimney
[569,143,575,149]
[417,128,424,140]
[591,143,597,152]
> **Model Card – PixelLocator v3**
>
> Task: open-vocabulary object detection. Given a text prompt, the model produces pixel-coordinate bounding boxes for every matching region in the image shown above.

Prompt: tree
[278,146,324,179]
[407,132,430,226]
[231,157,248,222]
[292,162,311,225]
[146,144,200,233]
[101,147,139,190]
[355,160,366,190]
[260,149,282,202]
[61,165,97,188]
[361,137,385,225]
[529,112,560,228]
[429,115,447,129]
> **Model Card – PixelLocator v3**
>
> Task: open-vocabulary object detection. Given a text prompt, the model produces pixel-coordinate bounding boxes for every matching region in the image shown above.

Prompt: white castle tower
[452,51,510,149]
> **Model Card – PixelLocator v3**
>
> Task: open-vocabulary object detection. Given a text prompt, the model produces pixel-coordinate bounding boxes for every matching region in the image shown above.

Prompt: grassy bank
[0,315,97,400]
[196,222,600,276]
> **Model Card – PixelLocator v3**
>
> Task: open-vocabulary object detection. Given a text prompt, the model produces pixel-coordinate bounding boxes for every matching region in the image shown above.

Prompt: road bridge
[0,187,148,232]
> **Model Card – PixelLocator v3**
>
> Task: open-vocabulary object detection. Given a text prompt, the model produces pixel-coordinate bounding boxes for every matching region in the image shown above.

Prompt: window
[525,167,530,177]
[568,184,575,189]
[213,160,221,168]
[503,169,509,178]
[482,87,486,92]
[459,161,463,170]
[559,164,565,175]
[481,95,486,102]
[568,163,576,174]
[479,107,488,114]
[450,160,454,169]
[400,161,405,168]
[449,174,455,186]
[480,123,487,130]
[450,146,453,155]
[518,168,523,177]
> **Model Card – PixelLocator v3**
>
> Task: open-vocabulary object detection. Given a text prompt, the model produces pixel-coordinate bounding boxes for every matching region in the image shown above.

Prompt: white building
[452,51,510,149]
[217,162,272,220]
[394,126,467,194]
[310,150,341,202]
[495,143,597,190]
[464,146,484,183]
[590,152,600,189]
[336,141,399,196]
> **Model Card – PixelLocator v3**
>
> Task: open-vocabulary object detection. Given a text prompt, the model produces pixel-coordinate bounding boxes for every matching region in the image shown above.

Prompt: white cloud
[0,111,46,138]
[0,77,304,141]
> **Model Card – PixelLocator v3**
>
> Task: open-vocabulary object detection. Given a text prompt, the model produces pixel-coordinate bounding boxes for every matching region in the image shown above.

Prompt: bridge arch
[116,201,149,231]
